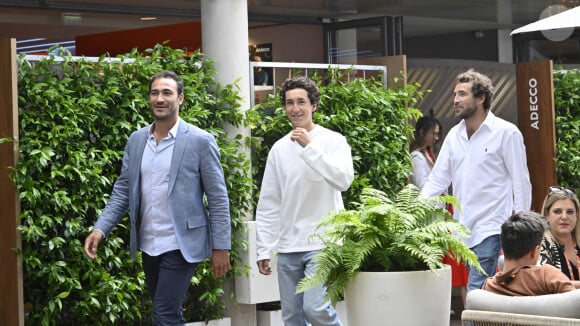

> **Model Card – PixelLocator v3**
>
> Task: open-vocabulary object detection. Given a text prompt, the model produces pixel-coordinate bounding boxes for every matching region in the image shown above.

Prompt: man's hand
[290,127,311,147]
[257,259,272,275]
[84,230,103,259]
[211,250,231,278]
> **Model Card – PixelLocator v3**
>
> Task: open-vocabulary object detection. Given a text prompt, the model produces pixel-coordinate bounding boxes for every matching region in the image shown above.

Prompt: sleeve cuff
[93,229,106,239]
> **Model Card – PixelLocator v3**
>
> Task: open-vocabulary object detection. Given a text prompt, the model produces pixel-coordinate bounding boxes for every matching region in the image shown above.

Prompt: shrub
[249,71,423,209]
[15,44,252,325]
[554,68,580,190]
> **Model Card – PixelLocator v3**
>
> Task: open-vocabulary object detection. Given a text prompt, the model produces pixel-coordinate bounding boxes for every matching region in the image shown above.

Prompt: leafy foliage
[249,70,422,210]
[554,69,580,190]
[15,44,252,325]
[296,184,482,304]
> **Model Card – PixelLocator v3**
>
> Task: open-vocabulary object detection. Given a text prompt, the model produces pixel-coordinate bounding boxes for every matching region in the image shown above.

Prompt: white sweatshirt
[256,125,354,261]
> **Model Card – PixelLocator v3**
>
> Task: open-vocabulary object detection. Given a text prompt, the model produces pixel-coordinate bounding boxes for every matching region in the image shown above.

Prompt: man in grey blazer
[84,70,231,325]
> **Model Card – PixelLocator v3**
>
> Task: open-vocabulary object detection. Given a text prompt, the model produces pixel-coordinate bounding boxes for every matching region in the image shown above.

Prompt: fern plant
[297,184,482,304]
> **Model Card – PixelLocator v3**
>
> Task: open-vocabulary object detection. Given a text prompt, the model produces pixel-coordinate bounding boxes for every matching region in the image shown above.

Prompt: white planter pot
[344,266,451,326]
[185,317,231,326]
[257,303,348,326]
[335,300,348,326]
[257,309,283,326]
[235,221,280,304]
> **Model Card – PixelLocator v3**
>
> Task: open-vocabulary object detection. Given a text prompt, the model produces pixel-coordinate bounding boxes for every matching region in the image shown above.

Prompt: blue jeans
[277,251,342,326]
[142,250,198,326]
[467,234,501,292]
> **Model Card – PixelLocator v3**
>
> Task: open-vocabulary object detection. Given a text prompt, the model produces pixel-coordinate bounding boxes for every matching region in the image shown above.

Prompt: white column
[201,0,251,140]
[497,29,513,63]
[496,1,513,63]
[200,2,256,326]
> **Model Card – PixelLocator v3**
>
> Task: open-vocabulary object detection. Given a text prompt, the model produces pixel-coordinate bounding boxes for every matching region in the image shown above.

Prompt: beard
[456,103,477,120]
[152,105,178,121]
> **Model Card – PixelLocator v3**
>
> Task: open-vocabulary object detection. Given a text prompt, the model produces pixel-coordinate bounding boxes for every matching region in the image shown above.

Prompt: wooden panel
[362,55,407,88]
[407,59,517,134]
[516,60,556,212]
[0,37,24,326]
[76,21,202,56]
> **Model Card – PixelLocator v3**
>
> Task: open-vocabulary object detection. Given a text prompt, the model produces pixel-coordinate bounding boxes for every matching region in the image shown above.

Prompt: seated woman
[539,186,580,288]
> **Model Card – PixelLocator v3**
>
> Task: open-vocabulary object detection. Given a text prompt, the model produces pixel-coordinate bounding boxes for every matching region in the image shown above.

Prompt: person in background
[409,115,468,313]
[539,186,580,288]
[83,71,231,325]
[409,116,441,188]
[252,54,269,86]
[255,75,354,326]
[483,211,574,295]
[421,69,532,292]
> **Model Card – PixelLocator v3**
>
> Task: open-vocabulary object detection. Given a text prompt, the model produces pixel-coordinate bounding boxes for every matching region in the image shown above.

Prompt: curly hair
[456,69,494,111]
[280,76,320,106]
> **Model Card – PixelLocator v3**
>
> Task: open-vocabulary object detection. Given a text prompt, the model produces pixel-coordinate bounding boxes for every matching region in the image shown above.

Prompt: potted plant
[297,184,483,326]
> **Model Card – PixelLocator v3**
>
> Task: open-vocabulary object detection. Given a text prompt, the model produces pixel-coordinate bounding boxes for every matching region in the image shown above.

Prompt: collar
[496,265,531,285]
[457,111,496,139]
[148,118,180,139]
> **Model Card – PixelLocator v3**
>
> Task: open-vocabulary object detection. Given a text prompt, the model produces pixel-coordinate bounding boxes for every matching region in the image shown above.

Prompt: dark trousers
[142,250,198,326]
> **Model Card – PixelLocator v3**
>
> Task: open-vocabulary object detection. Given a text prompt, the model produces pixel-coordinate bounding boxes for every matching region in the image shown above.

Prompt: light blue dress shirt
[139,120,180,256]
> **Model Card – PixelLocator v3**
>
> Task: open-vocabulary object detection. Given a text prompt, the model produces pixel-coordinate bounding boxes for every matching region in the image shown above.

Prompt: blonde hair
[541,188,580,246]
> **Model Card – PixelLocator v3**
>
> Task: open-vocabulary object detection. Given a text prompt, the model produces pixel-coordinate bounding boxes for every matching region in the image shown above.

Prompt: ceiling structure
[0,0,577,54]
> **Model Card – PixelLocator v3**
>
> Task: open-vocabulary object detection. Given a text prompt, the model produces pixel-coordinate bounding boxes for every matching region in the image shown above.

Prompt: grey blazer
[94,118,231,263]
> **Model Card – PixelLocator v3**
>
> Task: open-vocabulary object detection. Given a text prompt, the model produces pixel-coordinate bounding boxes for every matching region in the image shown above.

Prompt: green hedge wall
[15,45,252,325]
[554,68,580,190]
[14,46,425,325]
[249,71,422,209]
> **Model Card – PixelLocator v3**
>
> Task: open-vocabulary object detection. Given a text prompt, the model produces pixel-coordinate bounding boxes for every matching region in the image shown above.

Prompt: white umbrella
[510,5,580,35]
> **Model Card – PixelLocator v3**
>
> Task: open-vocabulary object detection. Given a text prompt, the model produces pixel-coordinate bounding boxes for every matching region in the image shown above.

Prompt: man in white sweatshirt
[256,76,354,326]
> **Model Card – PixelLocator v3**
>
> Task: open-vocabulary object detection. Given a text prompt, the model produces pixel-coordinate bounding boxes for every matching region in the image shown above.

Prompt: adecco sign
[516,60,556,212]
[528,78,540,130]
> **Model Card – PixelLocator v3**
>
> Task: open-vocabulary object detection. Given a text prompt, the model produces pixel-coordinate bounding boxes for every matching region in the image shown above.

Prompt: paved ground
[450,294,464,326]
[450,316,462,325]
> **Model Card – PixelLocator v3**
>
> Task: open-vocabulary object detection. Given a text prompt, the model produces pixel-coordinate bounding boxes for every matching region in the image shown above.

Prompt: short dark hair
[501,211,547,260]
[455,69,494,111]
[280,76,320,106]
[149,70,184,95]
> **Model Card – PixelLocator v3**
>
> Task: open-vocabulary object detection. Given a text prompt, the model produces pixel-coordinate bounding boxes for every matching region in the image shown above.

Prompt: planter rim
[357,265,451,276]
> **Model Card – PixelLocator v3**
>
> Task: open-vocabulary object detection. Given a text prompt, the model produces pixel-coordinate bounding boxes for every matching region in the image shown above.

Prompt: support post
[516,60,556,212]
[200,1,255,325]
[0,37,24,326]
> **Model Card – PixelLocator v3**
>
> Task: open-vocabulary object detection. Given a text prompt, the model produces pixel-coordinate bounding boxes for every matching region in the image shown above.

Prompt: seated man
[483,211,575,295]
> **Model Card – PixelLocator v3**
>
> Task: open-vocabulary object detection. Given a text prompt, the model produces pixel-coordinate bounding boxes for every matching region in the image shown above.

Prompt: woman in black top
[539,186,580,288]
